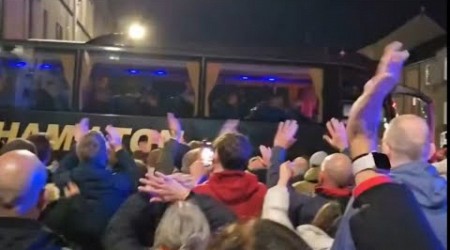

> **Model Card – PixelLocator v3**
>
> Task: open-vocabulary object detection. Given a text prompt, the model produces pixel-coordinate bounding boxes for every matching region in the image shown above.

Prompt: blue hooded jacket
[332,161,447,250]
[390,161,447,248]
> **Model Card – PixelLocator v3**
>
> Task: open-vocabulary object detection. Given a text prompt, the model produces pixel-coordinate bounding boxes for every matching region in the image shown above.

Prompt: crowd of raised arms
[0,42,447,250]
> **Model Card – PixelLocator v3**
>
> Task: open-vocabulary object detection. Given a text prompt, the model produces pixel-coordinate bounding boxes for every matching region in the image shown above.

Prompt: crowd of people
[0,42,447,250]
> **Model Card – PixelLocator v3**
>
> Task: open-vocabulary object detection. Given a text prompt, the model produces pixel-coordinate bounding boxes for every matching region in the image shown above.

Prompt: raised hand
[167,113,183,141]
[105,125,123,151]
[74,118,89,143]
[64,181,80,198]
[277,161,294,186]
[323,118,348,152]
[219,119,240,136]
[138,172,191,203]
[364,41,409,96]
[273,120,298,149]
[259,145,272,167]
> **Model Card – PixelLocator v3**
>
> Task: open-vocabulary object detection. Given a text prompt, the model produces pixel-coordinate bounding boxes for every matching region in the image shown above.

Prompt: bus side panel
[0,110,332,159]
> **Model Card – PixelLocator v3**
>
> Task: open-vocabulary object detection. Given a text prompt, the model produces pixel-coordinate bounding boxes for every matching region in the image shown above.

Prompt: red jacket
[193,171,267,220]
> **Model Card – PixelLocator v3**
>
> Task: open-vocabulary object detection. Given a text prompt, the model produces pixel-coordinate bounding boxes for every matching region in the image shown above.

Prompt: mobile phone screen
[201,142,214,166]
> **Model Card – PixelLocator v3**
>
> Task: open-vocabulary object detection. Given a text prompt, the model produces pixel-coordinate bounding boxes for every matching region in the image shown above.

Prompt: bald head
[320,153,352,188]
[383,114,432,163]
[292,157,309,177]
[0,150,47,216]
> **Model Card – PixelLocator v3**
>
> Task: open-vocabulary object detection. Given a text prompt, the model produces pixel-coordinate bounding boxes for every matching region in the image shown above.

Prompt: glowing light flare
[127,69,140,75]
[128,23,147,40]
[154,70,167,76]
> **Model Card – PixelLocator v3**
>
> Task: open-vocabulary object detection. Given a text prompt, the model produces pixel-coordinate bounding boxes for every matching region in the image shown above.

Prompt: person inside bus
[35,79,69,111]
[167,83,195,118]
[211,91,241,119]
[88,76,112,113]
[247,94,289,122]
[0,64,16,107]
[140,89,166,116]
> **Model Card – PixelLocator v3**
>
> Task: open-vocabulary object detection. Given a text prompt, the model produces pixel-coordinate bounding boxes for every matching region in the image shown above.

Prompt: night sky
[107,0,447,51]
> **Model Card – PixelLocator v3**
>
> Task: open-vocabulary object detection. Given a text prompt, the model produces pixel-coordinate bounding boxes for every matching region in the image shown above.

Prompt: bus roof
[1,37,375,71]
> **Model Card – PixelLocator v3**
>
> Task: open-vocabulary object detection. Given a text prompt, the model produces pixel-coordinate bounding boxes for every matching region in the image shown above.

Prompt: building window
[43,10,48,39]
[55,23,63,40]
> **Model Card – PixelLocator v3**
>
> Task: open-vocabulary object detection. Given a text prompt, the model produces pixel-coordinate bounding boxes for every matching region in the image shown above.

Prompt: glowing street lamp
[128,23,146,40]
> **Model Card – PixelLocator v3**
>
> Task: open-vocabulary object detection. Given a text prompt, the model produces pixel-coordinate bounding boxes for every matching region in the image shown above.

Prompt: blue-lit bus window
[80,53,200,118]
[0,47,73,111]
[205,62,320,122]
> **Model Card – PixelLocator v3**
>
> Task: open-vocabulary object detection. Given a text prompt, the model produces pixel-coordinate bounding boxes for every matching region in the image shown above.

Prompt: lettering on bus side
[0,121,172,153]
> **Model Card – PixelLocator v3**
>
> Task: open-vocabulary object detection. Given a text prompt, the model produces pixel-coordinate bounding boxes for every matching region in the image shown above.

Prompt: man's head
[0,139,37,156]
[382,114,434,167]
[143,90,160,107]
[292,157,309,177]
[212,133,252,172]
[76,131,108,167]
[181,148,201,174]
[207,219,311,250]
[227,92,239,107]
[0,150,47,218]
[319,153,353,188]
[147,148,162,168]
[27,133,52,165]
[268,95,284,109]
[138,135,150,153]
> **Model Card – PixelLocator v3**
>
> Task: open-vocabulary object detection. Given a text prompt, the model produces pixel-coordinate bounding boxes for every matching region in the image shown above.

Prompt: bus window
[205,62,323,122]
[0,45,73,111]
[80,52,200,118]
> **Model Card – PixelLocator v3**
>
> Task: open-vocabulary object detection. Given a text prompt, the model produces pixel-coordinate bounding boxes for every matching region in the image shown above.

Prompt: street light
[128,23,146,40]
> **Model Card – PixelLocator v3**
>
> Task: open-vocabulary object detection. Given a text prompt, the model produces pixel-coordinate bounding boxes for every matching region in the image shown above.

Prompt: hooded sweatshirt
[390,161,447,248]
[193,170,267,220]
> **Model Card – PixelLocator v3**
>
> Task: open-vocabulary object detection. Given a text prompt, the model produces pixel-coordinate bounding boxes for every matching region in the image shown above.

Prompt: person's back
[0,150,66,250]
[193,133,267,220]
[381,114,447,248]
[194,170,267,220]
[299,153,352,225]
[45,130,134,249]
[390,161,447,247]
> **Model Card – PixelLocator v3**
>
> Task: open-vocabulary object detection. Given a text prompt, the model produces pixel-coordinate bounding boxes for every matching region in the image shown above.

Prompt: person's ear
[318,171,325,185]
[381,141,390,157]
[427,143,436,161]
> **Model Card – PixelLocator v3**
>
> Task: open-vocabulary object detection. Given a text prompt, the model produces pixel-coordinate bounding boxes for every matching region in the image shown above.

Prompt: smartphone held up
[201,140,214,167]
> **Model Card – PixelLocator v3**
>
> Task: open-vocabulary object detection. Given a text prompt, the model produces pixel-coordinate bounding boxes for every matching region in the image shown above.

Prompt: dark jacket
[47,149,137,249]
[298,186,351,226]
[155,139,191,175]
[332,177,444,250]
[103,192,236,250]
[0,217,67,250]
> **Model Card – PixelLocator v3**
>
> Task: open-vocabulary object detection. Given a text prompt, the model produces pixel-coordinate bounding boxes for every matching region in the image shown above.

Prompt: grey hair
[154,201,211,250]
